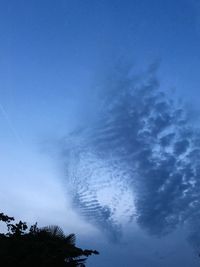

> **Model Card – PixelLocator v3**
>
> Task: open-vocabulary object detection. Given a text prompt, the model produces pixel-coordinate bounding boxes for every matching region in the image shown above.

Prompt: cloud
[59,64,200,245]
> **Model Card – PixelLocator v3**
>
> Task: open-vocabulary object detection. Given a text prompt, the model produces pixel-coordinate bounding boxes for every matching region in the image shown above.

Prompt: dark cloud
[61,66,200,245]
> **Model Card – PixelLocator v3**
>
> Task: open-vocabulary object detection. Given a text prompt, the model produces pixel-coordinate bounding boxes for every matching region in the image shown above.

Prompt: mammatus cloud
[61,65,200,244]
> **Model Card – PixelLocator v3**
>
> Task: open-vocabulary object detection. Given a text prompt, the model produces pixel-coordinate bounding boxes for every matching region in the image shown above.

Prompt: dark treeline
[0,212,99,267]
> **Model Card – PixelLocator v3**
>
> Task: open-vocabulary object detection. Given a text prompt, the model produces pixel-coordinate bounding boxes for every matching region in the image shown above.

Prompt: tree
[0,212,99,267]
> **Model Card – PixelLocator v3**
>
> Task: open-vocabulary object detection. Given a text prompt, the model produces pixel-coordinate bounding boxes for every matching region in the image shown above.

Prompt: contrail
[0,103,23,144]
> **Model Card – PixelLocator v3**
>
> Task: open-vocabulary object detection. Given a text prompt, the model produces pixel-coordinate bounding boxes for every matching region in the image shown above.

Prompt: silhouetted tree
[0,212,98,267]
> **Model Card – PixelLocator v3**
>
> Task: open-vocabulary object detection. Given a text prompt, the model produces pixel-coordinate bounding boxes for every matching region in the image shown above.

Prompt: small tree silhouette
[0,212,99,267]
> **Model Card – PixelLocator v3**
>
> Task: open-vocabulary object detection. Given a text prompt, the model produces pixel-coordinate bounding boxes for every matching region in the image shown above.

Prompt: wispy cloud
[0,103,23,144]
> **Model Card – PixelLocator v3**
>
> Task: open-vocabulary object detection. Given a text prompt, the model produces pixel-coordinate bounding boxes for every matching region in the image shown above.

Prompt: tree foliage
[0,212,99,267]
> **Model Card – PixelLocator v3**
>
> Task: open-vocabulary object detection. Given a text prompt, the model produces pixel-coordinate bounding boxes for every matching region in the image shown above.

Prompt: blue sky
[1,0,200,266]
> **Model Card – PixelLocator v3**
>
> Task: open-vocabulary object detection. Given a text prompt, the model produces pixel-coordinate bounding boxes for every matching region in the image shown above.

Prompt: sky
[1,0,200,266]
